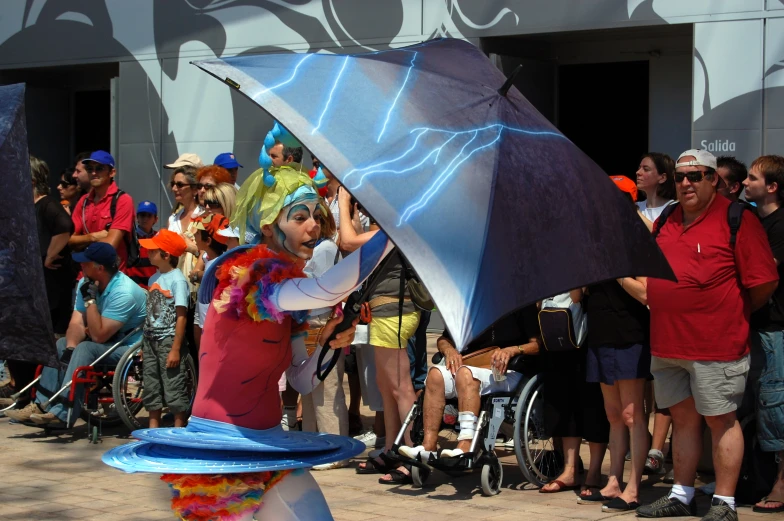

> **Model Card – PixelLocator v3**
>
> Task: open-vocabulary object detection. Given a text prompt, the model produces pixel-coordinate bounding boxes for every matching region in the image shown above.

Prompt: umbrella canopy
[0,83,58,367]
[193,38,674,351]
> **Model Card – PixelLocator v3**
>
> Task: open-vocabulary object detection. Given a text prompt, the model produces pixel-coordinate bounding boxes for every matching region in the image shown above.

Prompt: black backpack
[109,190,141,267]
[652,200,747,248]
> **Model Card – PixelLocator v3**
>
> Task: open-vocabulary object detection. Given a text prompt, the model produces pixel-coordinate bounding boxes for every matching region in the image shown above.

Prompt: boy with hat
[213,152,242,189]
[190,214,230,340]
[126,201,159,288]
[138,229,191,428]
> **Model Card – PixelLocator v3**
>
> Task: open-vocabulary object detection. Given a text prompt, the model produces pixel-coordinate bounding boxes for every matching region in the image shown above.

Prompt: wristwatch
[517,344,525,354]
[85,299,96,308]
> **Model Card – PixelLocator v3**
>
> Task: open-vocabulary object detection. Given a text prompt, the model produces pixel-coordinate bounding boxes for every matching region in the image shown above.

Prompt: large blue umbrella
[193,38,673,351]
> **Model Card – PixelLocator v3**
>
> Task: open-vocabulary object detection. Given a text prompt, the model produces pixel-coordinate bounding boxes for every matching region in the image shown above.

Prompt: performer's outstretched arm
[272,230,392,312]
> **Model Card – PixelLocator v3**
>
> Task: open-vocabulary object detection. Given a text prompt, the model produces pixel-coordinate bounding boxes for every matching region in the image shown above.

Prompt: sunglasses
[170,181,194,189]
[204,199,222,208]
[58,179,77,187]
[84,164,110,173]
[196,183,216,190]
[674,170,708,183]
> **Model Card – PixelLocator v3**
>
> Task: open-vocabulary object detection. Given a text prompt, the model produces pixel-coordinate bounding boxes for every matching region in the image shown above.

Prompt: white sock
[668,484,695,505]
[713,494,736,511]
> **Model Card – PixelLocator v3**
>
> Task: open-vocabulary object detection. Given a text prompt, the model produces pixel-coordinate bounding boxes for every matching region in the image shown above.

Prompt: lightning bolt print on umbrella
[193,38,674,352]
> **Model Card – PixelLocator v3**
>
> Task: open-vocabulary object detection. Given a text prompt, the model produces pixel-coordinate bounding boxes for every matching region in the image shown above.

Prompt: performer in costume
[103,124,394,520]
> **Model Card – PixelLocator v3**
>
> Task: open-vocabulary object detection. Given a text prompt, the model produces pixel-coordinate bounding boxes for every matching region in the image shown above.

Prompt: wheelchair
[6,332,198,442]
[385,355,563,495]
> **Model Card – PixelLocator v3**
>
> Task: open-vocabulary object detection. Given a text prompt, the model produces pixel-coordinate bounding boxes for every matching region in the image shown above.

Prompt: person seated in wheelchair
[6,243,146,427]
[398,305,540,462]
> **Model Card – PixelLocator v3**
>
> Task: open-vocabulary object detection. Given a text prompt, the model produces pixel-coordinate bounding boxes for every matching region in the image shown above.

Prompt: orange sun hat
[610,175,638,202]
[139,228,187,257]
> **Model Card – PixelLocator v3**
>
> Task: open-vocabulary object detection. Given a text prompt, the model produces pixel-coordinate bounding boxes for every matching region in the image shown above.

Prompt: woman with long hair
[57,168,82,215]
[636,153,676,226]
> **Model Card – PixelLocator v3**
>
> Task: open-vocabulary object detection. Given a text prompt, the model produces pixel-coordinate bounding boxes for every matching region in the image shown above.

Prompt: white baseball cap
[676,149,717,170]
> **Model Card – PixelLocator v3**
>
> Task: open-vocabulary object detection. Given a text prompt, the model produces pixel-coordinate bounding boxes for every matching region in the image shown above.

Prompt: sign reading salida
[700,139,736,152]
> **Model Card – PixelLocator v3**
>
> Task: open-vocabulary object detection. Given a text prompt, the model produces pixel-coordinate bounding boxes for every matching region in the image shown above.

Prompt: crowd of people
[1,141,784,521]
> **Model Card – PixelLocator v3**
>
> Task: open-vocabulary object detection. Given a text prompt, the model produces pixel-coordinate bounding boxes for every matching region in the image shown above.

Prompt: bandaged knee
[457,411,478,441]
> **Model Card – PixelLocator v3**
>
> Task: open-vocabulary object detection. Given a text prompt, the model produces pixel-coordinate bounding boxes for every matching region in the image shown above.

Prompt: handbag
[460,346,500,369]
[538,293,587,352]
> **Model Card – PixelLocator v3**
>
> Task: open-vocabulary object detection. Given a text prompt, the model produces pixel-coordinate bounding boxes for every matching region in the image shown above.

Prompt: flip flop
[540,479,580,493]
[602,498,640,512]
[378,468,412,485]
[753,496,784,513]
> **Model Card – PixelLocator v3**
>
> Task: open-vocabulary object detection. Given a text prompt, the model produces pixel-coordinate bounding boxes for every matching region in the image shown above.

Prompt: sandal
[378,468,412,485]
[754,496,784,513]
[355,457,388,474]
[577,485,612,505]
[540,479,579,493]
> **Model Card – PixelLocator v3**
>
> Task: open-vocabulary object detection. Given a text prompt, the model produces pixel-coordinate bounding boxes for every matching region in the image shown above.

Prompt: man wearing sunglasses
[640,149,778,521]
[67,151,136,273]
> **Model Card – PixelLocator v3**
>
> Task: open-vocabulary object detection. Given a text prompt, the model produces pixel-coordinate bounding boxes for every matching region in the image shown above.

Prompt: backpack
[80,190,141,267]
[538,292,587,351]
[652,200,747,248]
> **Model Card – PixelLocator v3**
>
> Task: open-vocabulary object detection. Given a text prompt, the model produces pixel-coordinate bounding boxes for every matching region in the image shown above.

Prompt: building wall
[0,1,783,212]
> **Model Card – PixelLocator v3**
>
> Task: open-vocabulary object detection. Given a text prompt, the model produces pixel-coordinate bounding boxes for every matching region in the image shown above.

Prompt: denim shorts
[752,330,784,452]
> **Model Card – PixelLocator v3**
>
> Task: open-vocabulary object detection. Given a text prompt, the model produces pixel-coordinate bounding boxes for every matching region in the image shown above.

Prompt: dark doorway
[74,90,110,154]
[558,61,649,176]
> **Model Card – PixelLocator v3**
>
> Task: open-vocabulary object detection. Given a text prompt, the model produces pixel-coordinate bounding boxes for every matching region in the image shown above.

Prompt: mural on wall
[0,0,780,210]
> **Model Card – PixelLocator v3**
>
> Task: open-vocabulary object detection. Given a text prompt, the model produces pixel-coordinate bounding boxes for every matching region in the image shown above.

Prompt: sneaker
[701,498,737,521]
[354,430,377,447]
[4,402,43,422]
[663,469,674,484]
[29,411,63,425]
[644,449,665,475]
[312,460,347,471]
[636,495,698,518]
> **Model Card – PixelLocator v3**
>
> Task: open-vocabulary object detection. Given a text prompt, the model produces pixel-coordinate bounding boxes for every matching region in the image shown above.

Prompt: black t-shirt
[584,280,649,347]
[35,195,75,307]
[751,205,784,330]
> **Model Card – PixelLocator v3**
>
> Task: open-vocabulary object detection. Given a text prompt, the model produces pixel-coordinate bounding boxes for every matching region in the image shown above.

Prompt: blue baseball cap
[136,201,158,215]
[72,242,118,267]
[214,152,242,169]
[82,150,115,168]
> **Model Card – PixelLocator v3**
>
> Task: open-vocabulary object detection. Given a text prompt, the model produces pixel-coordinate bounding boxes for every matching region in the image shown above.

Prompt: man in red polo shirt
[68,151,135,273]
[638,149,778,521]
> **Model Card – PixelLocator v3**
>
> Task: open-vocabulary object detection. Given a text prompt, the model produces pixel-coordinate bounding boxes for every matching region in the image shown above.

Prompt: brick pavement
[0,333,776,520]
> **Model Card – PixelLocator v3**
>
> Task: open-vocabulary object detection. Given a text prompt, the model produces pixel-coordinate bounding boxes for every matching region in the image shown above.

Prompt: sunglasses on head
[674,170,708,183]
[196,183,216,190]
[170,181,194,189]
[84,164,110,173]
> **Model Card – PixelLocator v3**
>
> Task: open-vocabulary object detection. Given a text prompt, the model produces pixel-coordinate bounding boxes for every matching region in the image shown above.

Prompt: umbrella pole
[497,64,523,97]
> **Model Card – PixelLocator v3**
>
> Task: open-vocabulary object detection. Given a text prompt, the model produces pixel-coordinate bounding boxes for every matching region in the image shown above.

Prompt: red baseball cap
[610,175,638,202]
[139,229,187,257]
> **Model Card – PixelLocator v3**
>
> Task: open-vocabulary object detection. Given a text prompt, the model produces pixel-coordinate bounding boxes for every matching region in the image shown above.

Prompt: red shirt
[72,182,134,272]
[647,195,778,361]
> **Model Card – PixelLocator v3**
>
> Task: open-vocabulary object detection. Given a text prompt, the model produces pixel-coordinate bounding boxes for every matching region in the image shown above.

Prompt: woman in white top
[167,165,205,295]
[635,153,676,228]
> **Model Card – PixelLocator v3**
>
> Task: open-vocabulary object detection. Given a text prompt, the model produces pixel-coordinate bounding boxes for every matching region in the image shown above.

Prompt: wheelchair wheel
[77,369,124,428]
[411,464,429,488]
[480,456,503,496]
[113,344,199,431]
[513,374,562,487]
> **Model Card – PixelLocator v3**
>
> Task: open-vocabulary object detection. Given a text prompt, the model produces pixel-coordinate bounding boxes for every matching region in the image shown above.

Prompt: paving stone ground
[0,335,777,520]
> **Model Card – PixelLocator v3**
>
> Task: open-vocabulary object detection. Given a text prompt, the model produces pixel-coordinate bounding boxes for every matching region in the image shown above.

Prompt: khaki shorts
[651,355,749,417]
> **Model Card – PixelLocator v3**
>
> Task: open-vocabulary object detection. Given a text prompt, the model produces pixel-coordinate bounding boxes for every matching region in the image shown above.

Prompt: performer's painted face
[272,198,326,260]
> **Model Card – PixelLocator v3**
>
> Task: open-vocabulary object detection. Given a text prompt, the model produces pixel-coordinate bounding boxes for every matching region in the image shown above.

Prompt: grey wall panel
[693,20,763,132]
[119,61,161,145]
[765,17,784,136]
[769,0,784,10]
[116,142,169,219]
[649,55,692,159]
[766,129,784,153]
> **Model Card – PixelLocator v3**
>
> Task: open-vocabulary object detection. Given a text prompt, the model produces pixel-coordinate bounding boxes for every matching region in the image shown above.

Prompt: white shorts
[428,364,522,399]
